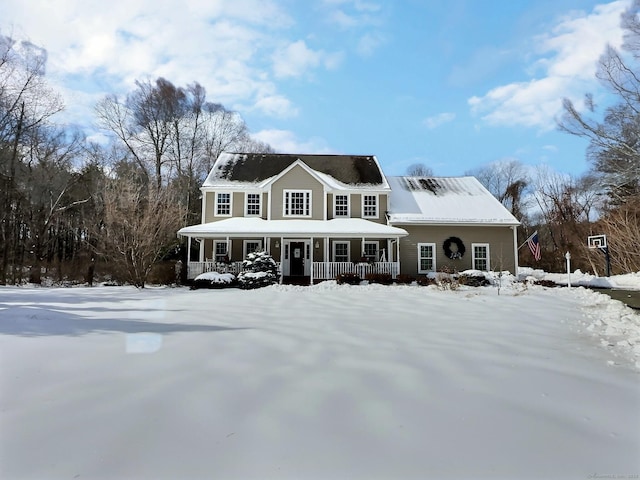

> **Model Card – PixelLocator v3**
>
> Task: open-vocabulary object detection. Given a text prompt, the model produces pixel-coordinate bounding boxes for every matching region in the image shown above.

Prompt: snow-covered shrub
[237,250,279,289]
[191,272,236,289]
[365,273,393,285]
[336,272,361,285]
[458,272,490,287]
[395,274,415,285]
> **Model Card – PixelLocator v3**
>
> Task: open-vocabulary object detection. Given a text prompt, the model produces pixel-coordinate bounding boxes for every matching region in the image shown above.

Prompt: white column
[512,226,518,275]
[310,237,314,285]
[279,236,284,284]
[396,237,400,277]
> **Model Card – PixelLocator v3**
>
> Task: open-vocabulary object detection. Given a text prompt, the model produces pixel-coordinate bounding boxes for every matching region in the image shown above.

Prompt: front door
[290,241,305,276]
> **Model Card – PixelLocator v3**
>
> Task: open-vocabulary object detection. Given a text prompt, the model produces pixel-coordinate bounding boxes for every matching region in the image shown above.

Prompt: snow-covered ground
[1,276,639,479]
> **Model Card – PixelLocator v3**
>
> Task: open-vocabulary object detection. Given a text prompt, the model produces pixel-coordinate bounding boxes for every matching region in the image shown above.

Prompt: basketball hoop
[587,234,607,249]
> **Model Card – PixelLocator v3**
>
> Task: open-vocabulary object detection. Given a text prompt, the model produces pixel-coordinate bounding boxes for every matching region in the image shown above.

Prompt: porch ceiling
[177,217,408,239]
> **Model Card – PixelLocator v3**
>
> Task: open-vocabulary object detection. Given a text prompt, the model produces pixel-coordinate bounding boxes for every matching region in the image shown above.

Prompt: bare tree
[98,178,186,288]
[466,159,531,220]
[406,163,433,176]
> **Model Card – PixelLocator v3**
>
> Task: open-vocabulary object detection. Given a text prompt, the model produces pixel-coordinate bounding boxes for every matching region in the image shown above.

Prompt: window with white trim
[333,241,350,262]
[283,190,311,217]
[362,195,378,218]
[417,243,436,273]
[362,241,378,262]
[245,193,261,216]
[214,241,229,262]
[243,240,263,258]
[472,243,490,271]
[215,192,231,216]
[334,194,349,217]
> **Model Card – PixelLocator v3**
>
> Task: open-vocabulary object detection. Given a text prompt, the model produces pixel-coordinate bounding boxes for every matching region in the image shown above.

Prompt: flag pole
[517,230,537,251]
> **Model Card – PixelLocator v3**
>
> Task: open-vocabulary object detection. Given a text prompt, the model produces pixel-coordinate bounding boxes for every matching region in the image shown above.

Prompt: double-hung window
[362,195,378,218]
[417,243,436,273]
[472,244,490,271]
[214,241,229,263]
[215,192,231,216]
[246,193,261,216]
[284,190,311,217]
[243,240,263,258]
[333,241,350,262]
[334,194,349,217]
[362,241,378,262]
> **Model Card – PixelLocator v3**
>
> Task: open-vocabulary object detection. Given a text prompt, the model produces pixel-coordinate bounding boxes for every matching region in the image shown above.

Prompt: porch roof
[178,217,408,239]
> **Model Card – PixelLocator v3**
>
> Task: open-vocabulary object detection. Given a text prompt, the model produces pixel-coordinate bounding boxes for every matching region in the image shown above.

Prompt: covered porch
[177,218,408,284]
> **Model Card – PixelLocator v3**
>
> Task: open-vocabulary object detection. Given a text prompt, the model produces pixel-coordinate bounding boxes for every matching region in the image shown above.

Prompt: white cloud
[253,95,299,118]
[469,1,630,129]
[423,112,456,129]
[272,40,343,78]
[356,32,386,57]
[252,129,334,153]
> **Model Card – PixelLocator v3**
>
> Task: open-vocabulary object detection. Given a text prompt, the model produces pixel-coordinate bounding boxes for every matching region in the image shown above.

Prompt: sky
[1,0,632,176]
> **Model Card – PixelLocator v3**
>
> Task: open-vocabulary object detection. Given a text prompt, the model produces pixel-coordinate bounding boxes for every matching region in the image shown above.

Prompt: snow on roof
[387,176,520,225]
[202,152,389,190]
[178,217,408,238]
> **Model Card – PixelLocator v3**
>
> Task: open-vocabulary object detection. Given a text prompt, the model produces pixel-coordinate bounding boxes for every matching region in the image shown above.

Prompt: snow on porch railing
[187,261,244,279]
[313,262,399,280]
[187,261,283,279]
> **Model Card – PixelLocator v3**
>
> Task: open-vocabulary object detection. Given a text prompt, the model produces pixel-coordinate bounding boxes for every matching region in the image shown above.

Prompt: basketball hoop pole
[588,234,611,277]
[600,246,611,277]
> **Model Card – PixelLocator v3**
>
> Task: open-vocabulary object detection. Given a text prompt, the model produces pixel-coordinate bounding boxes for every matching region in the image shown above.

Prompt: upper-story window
[334,194,349,217]
[246,193,261,216]
[215,192,231,216]
[283,190,311,217]
[362,194,378,218]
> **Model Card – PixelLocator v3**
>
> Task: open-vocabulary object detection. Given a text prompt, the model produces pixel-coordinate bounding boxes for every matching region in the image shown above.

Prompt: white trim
[245,192,262,217]
[362,194,379,219]
[215,192,232,217]
[283,189,312,217]
[472,243,490,271]
[332,240,350,262]
[333,193,350,218]
[512,226,518,273]
[243,239,263,258]
[417,242,436,273]
[282,239,312,276]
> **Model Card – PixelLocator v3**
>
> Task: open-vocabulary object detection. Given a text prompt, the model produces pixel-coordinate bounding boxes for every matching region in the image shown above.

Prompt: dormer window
[362,194,378,218]
[283,190,311,217]
[215,193,231,216]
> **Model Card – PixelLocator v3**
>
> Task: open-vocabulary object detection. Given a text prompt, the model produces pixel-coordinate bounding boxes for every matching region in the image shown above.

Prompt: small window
[472,244,490,271]
[284,190,311,217]
[245,193,261,216]
[215,193,231,216]
[243,240,263,258]
[362,241,378,262]
[417,243,436,273]
[362,195,378,218]
[334,194,349,217]
[214,241,229,262]
[333,241,350,262]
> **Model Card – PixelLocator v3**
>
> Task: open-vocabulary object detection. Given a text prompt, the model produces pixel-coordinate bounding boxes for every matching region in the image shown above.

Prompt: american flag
[527,231,542,261]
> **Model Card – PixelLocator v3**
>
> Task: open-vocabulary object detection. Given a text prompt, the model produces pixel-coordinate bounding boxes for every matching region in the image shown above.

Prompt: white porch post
[310,236,314,285]
[198,239,204,262]
[396,237,400,276]
[279,236,284,284]
[512,226,518,274]
[264,236,268,254]
[226,236,230,260]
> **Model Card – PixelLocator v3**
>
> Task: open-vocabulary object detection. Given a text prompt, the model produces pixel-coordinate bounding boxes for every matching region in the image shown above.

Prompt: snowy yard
[1,280,639,479]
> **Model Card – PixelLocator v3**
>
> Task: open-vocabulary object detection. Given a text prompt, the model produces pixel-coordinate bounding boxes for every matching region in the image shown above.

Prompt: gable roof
[387,176,520,226]
[203,152,388,189]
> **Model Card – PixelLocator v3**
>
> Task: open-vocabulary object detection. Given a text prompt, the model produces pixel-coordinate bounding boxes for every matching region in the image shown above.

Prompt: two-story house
[178,153,409,283]
[177,152,521,283]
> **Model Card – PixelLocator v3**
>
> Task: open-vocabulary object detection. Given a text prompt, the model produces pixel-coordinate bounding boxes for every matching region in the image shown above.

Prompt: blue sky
[2,0,631,176]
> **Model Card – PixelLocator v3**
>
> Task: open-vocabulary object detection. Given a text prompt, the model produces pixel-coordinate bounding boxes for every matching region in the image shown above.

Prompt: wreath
[443,237,465,259]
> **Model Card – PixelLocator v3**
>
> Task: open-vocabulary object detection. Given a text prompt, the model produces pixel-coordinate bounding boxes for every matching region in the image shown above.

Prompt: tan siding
[271,165,325,220]
[232,192,243,217]
[398,225,516,276]
[350,194,361,218]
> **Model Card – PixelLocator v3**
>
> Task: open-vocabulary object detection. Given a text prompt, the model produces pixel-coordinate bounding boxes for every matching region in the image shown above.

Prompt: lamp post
[565,251,571,288]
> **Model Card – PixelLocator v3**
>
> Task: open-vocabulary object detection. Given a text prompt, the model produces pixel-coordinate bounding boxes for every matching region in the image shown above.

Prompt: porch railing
[187,261,400,280]
[313,262,399,280]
